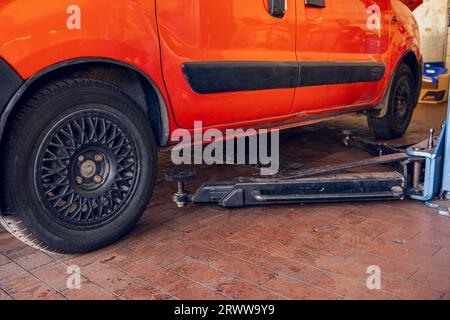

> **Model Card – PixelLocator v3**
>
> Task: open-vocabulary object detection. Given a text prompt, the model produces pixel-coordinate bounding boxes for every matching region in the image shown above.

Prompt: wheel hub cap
[80,160,96,178]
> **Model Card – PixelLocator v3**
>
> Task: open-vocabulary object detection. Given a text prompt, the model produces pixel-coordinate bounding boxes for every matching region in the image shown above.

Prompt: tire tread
[0,78,155,253]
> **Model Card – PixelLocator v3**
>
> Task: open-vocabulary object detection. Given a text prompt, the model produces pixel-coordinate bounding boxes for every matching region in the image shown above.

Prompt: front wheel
[0,79,157,253]
[367,63,418,139]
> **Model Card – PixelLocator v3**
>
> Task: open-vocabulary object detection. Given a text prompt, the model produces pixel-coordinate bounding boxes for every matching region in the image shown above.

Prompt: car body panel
[156,0,298,129]
[391,0,422,66]
[400,0,423,11]
[0,0,179,137]
[293,0,391,113]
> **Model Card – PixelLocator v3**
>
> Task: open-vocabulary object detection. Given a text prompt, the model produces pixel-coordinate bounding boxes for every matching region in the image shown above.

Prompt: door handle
[305,0,326,8]
[268,0,286,18]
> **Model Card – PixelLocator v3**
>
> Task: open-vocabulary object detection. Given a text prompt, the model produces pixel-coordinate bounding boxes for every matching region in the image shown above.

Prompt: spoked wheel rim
[392,76,414,128]
[34,109,140,229]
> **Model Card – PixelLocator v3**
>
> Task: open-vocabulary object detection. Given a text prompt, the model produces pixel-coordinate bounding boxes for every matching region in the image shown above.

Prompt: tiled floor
[1,103,450,300]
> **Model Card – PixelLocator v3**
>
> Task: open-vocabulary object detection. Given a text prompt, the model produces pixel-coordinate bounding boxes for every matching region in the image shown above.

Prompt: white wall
[413,0,448,63]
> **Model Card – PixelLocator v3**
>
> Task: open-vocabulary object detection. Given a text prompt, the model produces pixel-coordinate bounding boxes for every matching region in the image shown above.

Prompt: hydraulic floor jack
[167,102,450,210]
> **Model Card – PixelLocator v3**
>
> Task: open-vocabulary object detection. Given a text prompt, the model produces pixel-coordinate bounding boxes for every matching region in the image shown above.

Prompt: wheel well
[401,51,422,98]
[370,50,422,118]
[4,61,168,146]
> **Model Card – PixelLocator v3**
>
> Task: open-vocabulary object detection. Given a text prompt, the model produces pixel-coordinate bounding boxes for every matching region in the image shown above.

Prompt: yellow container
[419,73,449,104]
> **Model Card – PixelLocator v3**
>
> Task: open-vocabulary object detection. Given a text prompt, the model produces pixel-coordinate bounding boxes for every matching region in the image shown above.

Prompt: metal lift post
[440,100,450,198]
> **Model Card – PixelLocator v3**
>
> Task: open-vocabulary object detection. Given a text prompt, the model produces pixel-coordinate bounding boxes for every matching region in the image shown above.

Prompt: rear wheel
[0,79,157,253]
[367,64,418,139]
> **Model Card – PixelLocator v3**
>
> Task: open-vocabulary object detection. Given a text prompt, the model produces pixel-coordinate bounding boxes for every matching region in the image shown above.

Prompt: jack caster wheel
[165,170,196,183]
[166,170,196,208]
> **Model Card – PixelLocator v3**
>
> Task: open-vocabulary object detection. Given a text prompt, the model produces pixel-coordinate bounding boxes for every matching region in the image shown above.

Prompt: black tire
[367,64,418,139]
[0,79,157,253]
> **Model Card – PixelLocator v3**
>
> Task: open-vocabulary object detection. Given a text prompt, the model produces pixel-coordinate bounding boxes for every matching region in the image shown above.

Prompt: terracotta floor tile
[167,258,230,288]
[292,236,354,259]
[4,245,38,259]
[60,248,115,268]
[409,269,450,293]
[10,251,55,271]
[82,261,143,293]
[249,225,298,244]
[210,239,269,263]
[139,227,189,245]
[263,276,338,300]
[165,240,226,264]
[0,288,12,300]
[347,252,418,280]
[235,247,271,263]
[228,230,266,245]
[195,220,242,239]
[113,282,173,300]
[32,262,90,292]
[311,273,393,300]
[336,234,399,259]
[95,247,142,269]
[217,279,284,300]
[413,229,450,248]
[213,256,278,285]
[381,275,444,300]
[0,232,27,252]
[62,281,118,300]
[83,262,171,300]
[0,254,10,266]
[130,242,182,267]
[0,262,40,293]
[257,256,325,284]
[123,259,180,289]
[166,278,228,300]
[428,248,450,266]
[184,229,226,247]
[375,234,442,258]
[306,255,367,282]
[9,282,66,300]
[247,236,302,259]
[395,247,450,275]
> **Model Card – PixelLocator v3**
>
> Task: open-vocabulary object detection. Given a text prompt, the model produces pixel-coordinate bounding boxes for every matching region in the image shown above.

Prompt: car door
[292,0,391,113]
[156,0,297,129]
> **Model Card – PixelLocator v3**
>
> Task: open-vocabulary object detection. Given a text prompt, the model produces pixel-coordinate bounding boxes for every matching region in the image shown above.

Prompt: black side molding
[0,58,23,115]
[182,62,299,94]
[182,61,386,94]
[299,62,385,87]
[305,0,326,8]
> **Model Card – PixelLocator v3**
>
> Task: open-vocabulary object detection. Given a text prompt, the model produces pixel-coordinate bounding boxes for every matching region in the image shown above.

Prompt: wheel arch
[0,58,170,148]
[371,50,422,118]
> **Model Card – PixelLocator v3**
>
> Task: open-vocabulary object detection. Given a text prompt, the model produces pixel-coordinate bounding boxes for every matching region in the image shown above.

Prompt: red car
[0,0,422,252]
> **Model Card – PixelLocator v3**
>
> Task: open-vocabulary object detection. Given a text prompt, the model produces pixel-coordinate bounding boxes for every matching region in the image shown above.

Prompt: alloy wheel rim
[393,76,414,127]
[35,111,139,227]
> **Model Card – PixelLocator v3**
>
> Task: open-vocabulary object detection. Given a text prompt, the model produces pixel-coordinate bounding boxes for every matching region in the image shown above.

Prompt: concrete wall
[413,0,448,64]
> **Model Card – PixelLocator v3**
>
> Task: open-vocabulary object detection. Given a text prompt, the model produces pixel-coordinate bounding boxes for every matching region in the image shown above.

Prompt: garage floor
[1,103,450,300]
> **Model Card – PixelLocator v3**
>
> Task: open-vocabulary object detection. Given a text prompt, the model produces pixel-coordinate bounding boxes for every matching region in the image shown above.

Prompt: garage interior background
[415,0,448,64]
[412,0,450,104]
